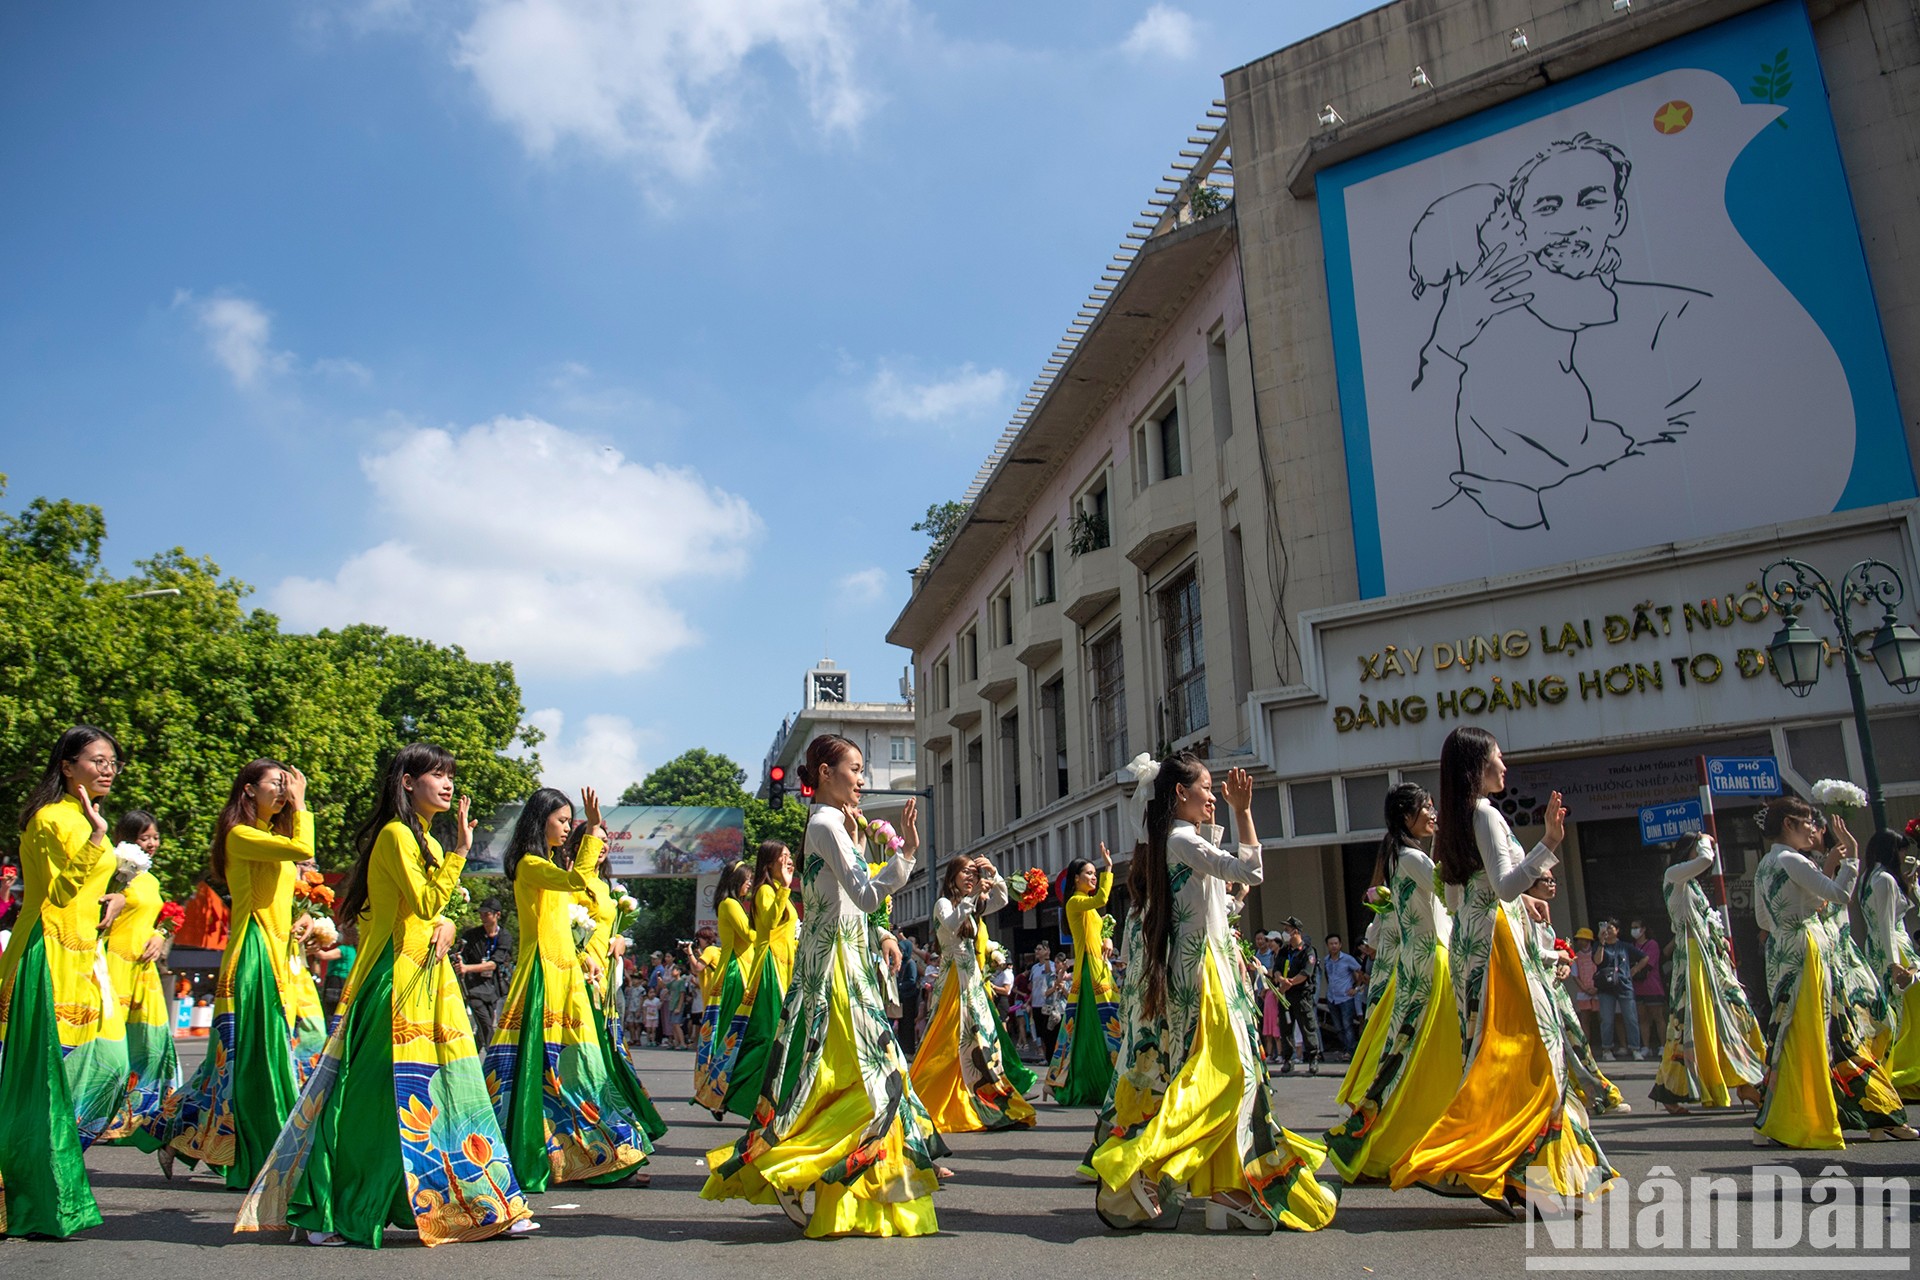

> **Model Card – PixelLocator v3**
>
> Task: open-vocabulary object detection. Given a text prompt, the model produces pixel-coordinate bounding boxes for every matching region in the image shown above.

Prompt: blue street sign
[1640,799,1705,845]
[1705,756,1783,797]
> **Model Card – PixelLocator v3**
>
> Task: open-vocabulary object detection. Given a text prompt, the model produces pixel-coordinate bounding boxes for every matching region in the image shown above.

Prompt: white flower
[987,945,1009,969]
[617,894,638,911]
[1811,778,1869,814]
[455,884,472,902]
[568,902,595,931]
[308,918,339,947]
[113,842,152,881]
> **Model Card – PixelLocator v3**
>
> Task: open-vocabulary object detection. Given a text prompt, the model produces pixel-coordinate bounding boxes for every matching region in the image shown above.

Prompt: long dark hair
[1060,857,1096,904]
[1374,782,1431,888]
[941,856,977,901]
[211,758,296,882]
[1850,828,1910,946]
[1434,727,1497,886]
[113,809,158,846]
[1129,750,1205,1019]
[751,839,791,897]
[504,787,573,883]
[718,858,752,903]
[19,725,120,831]
[558,821,594,875]
[338,742,456,922]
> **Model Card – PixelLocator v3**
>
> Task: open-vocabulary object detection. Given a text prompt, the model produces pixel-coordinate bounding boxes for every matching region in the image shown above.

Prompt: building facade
[891,0,1920,970]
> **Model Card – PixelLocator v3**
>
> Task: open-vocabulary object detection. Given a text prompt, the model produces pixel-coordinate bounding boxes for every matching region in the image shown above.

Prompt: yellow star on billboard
[1653,100,1694,134]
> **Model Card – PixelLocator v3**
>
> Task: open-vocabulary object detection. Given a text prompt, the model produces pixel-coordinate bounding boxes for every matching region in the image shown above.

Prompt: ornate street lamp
[1760,556,1920,832]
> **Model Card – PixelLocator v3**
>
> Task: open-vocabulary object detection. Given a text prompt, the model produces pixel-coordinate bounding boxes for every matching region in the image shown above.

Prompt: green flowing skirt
[162,921,300,1189]
[991,998,1037,1094]
[723,951,785,1118]
[691,958,750,1113]
[0,922,103,1239]
[287,943,414,1247]
[581,1011,664,1186]
[1051,965,1118,1106]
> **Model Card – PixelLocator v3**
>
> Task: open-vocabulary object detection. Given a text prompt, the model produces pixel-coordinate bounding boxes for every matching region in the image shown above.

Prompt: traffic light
[768,765,787,806]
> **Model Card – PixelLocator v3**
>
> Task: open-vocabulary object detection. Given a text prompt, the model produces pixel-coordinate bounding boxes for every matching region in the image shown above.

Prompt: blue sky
[0,0,1372,797]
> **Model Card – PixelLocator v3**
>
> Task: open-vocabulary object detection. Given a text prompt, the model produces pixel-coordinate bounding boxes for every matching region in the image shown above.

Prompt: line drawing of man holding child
[1409,132,1709,531]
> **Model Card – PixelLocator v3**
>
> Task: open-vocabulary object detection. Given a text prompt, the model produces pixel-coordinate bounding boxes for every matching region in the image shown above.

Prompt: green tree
[0,480,542,900]
[911,500,968,560]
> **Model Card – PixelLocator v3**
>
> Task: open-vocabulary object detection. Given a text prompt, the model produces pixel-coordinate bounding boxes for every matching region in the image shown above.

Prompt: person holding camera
[1593,920,1648,1060]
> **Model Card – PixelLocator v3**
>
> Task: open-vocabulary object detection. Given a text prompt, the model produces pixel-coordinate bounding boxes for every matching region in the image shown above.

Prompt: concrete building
[759,659,931,924]
[890,0,1920,973]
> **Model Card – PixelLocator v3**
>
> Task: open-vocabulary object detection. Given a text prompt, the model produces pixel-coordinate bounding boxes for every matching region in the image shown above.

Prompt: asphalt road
[8,1038,1915,1277]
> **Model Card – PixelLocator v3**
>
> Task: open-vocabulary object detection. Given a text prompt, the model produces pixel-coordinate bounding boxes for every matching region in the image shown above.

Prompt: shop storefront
[1249,503,1920,994]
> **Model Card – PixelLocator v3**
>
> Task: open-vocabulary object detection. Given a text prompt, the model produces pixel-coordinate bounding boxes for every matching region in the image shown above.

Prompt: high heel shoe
[1129,1173,1163,1220]
[1205,1195,1275,1234]
[775,1186,811,1230]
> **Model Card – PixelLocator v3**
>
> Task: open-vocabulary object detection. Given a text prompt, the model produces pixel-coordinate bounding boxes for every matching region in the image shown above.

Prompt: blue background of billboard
[1316,0,1912,599]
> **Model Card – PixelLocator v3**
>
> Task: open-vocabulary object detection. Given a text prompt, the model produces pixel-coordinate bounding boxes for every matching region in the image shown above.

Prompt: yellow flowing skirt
[1653,941,1763,1108]
[1330,948,1462,1184]
[1885,982,1920,1102]
[1335,972,1395,1111]
[1393,910,1607,1200]
[908,971,1036,1134]
[701,957,938,1239]
[1761,935,1844,1149]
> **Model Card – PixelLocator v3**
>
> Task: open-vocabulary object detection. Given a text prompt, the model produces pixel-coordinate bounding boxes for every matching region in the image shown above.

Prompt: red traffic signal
[769,766,786,783]
[768,765,788,805]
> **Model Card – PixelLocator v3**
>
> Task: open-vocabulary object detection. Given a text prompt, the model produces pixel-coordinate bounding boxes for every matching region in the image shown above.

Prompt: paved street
[10,1038,1915,1277]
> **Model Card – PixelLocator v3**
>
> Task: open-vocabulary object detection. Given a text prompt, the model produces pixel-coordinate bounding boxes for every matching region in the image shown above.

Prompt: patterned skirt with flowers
[235,940,532,1247]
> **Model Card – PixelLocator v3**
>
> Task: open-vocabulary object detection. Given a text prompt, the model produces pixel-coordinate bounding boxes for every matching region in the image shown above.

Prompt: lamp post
[1760,556,1920,832]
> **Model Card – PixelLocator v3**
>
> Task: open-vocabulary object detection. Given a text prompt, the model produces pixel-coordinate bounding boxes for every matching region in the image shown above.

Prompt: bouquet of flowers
[156,901,187,936]
[568,901,596,949]
[854,813,905,858]
[293,867,336,914]
[307,916,339,949]
[1012,867,1050,912]
[609,880,643,937]
[1812,778,1869,817]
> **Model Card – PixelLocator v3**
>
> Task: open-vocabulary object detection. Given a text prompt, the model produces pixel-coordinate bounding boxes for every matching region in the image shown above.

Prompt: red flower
[157,902,188,933]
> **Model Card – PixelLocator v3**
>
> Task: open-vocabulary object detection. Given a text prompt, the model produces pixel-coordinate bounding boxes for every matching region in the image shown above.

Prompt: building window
[1133,388,1186,491]
[1090,628,1128,776]
[932,656,951,711]
[1030,537,1057,606]
[1161,568,1208,740]
[1207,328,1233,445]
[1070,471,1111,557]
[890,735,914,763]
[1041,676,1069,801]
[966,737,985,839]
[991,583,1014,648]
[1000,710,1022,823]
[959,627,979,682]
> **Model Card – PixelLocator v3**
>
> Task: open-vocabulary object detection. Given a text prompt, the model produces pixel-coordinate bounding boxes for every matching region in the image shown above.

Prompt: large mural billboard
[470,804,744,878]
[1318,0,1912,598]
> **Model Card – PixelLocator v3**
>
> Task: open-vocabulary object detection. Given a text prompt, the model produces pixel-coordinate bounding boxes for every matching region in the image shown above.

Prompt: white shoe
[1870,1125,1920,1142]
[775,1187,810,1230]
[508,1219,542,1235]
[1129,1173,1163,1220]
[1752,1131,1778,1147]
[1611,1102,1632,1115]
[306,1231,346,1247]
[1205,1195,1274,1234]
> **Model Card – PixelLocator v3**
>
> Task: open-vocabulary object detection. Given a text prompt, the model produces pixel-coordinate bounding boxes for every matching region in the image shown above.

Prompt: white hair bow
[1122,753,1160,844]
[113,841,152,880]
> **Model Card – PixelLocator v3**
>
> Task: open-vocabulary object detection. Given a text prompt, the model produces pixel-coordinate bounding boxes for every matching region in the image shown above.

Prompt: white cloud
[1121,5,1197,60]
[522,707,655,800]
[274,415,760,675]
[866,361,1010,424]
[312,356,374,385]
[179,292,294,387]
[836,566,889,606]
[452,0,877,181]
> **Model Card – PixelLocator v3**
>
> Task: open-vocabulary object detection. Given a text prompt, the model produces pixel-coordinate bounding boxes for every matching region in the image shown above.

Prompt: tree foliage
[0,476,542,900]
[911,500,968,560]
[612,747,809,949]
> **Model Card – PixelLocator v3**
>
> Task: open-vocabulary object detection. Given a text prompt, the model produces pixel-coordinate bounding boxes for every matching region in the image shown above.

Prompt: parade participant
[1045,843,1121,1106]
[1327,784,1462,1183]
[910,853,1036,1131]
[702,734,943,1238]
[101,811,181,1149]
[287,903,331,1081]
[1750,799,1911,1146]
[1392,726,1615,1215]
[1856,828,1920,1100]
[723,837,797,1116]
[1650,834,1766,1114]
[692,860,755,1116]
[1526,869,1629,1117]
[236,742,533,1247]
[162,758,314,1189]
[574,815,667,1175]
[1089,752,1337,1233]
[483,787,650,1190]
[0,726,126,1238]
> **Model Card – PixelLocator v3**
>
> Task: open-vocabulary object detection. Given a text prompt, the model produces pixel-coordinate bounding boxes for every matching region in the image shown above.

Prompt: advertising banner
[470,804,745,877]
